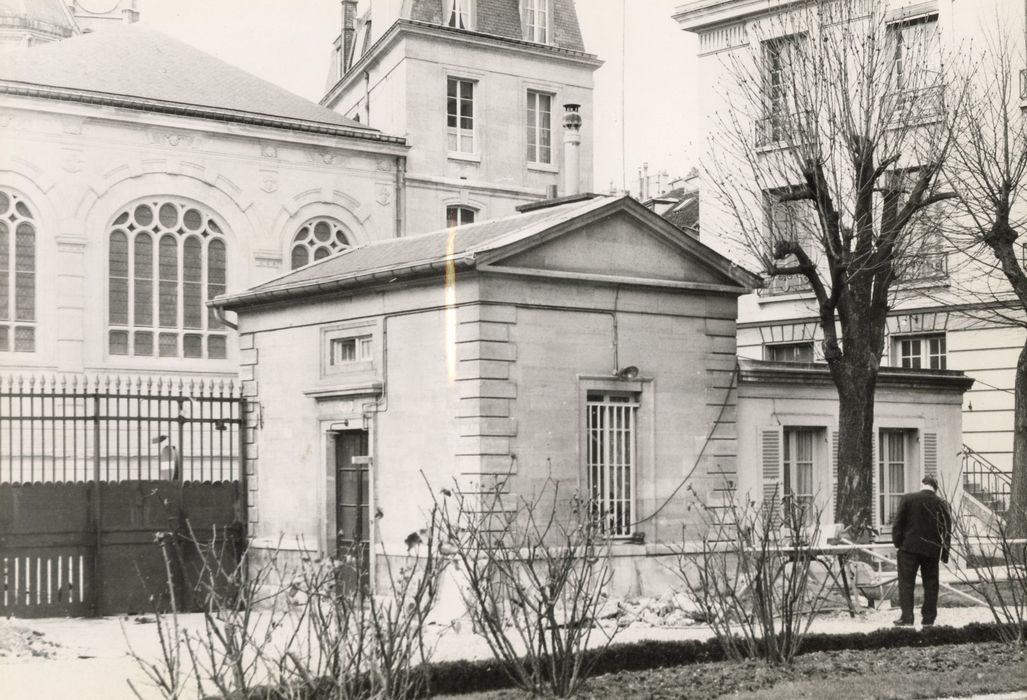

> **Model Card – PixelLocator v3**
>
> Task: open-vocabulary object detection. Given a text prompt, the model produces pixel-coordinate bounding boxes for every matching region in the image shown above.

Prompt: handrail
[961,445,1011,515]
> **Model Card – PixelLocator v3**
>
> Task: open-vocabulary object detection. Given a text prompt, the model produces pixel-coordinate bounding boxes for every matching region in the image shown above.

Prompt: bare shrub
[128,509,448,699]
[947,496,1027,647]
[675,490,830,665]
[431,474,617,697]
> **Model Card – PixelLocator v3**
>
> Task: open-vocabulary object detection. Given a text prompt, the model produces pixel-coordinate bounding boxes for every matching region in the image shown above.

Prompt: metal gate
[0,374,246,617]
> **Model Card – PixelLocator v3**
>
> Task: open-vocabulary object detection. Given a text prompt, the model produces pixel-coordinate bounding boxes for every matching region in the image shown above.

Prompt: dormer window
[523,0,549,43]
[447,0,474,30]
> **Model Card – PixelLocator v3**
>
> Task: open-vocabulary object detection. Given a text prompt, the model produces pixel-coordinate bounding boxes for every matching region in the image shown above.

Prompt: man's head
[921,475,939,492]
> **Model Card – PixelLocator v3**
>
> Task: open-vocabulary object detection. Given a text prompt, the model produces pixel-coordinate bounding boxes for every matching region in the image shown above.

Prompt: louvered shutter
[761,427,784,527]
[831,430,839,521]
[923,432,938,481]
[871,430,879,531]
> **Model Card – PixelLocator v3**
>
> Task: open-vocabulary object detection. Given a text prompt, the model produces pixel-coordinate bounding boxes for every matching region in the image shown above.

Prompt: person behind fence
[890,475,952,627]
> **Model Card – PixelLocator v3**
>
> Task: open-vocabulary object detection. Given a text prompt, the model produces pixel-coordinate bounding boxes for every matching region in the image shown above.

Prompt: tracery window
[108,200,227,360]
[0,189,36,353]
[290,218,352,270]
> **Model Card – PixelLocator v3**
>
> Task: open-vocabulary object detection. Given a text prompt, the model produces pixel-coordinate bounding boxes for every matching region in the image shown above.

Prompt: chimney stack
[341,0,359,75]
[562,104,582,197]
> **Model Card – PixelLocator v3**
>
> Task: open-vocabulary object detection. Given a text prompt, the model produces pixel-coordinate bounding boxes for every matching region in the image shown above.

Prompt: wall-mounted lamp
[615,366,639,380]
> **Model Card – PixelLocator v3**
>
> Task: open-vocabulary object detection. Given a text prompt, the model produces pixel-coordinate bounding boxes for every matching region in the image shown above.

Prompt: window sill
[527,161,558,174]
[448,152,481,164]
[304,381,383,400]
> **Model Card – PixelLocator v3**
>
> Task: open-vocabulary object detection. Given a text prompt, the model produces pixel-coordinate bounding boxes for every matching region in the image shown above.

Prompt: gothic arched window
[0,189,36,353]
[108,200,227,359]
[290,218,351,270]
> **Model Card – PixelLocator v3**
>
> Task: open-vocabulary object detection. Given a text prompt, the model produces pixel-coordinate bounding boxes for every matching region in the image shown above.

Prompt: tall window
[522,0,549,43]
[586,391,638,537]
[446,0,473,29]
[291,218,351,270]
[890,16,939,94]
[108,200,227,360]
[784,428,816,525]
[526,91,553,164]
[761,34,805,144]
[879,430,908,525]
[446,205,477,228]
[0,189,36,353]
[893,333,946,370]
[447,78,476,154]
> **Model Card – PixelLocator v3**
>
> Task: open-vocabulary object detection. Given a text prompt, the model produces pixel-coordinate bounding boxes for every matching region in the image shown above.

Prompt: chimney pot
[562,104,582,197]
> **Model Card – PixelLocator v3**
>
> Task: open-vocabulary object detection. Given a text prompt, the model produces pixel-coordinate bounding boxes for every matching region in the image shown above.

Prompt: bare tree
[942,12,1027,534]
[707,0,968,534]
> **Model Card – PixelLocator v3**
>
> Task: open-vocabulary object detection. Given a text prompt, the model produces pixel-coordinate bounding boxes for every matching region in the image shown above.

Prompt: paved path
[0,606,1008,699]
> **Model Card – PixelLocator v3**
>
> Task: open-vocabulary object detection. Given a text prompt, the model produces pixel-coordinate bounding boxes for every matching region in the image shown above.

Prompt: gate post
[92,393,103,616]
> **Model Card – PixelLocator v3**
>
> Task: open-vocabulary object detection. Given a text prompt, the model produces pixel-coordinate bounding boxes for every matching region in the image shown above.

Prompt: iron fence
[961,445,1011,516]
[0,374,243,484]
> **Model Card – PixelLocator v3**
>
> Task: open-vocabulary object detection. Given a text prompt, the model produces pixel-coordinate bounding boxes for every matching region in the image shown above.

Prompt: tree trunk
[831,353,879,538]
[1009,342,1027,537]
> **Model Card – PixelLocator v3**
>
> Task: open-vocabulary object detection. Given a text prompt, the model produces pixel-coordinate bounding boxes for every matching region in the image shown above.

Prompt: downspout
[364,70,371,125]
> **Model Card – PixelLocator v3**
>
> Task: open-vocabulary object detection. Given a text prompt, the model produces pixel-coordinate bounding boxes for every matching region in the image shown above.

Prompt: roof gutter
[0,80,407,144]
[211,255,477,312]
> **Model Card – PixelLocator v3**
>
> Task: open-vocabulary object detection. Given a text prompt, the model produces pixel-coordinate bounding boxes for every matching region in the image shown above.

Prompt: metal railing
[961,445,1011,517]
[900,251,948,283]
[0,374,244,484]
[887,84,944,125]
[758,272,808,297]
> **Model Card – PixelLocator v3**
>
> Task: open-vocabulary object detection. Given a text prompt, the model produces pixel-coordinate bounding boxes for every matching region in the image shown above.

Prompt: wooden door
[335,430,370,591]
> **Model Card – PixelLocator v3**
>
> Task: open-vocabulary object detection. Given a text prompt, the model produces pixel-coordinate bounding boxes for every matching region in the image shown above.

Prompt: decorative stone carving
[255,255,284,269]
[60,115,86,135]
[148,129,196,148]
[61,148,85,173]
[260,142,278,158]
[375,183,392,206]
[0,112,14,128]
[376,158,393,172]
[259,169,279,194]
[307,150,343,166]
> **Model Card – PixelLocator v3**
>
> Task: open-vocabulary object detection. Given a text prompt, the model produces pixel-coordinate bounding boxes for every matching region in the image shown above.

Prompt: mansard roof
[406,0,585,52]
[0,25,401,142]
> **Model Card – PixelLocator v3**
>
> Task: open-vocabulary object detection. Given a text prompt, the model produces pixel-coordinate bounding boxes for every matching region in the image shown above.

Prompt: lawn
[444,641,1027,699]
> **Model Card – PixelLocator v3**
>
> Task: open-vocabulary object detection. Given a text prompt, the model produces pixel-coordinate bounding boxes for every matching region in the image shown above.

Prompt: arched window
[446,205,477,228]
[290,218,352,270]
[108,200,227,359]
[0,189,36,353]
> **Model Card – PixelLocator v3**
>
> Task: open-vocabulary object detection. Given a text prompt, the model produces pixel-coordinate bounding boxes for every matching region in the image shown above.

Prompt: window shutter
[923,431,938,480]
[761,427,783,527]
[831,430,839,521]
[871,430,878,530]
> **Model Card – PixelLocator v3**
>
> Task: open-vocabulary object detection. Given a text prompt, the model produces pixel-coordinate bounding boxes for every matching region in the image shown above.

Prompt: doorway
[335,430,370,591]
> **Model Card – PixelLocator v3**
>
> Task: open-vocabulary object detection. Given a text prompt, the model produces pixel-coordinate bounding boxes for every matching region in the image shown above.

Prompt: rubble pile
[595,591,707,629]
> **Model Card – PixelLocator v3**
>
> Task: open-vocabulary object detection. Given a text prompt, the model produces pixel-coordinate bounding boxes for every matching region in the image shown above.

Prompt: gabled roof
[0,25,399,141]
[214,195,762,311]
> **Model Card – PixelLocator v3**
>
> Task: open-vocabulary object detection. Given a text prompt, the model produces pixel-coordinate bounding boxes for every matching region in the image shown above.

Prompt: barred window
[0,190,36,353]
[291,218,352,270]
[586,391,638,537]
[108,200,227,360]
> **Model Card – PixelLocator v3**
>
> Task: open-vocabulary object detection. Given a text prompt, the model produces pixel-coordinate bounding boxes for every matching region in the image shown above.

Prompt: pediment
[484,210,746,289]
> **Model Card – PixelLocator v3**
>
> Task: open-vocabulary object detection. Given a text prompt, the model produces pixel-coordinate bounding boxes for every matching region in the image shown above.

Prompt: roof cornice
[322,19,602,107]
[739,359,974,393]
[0,79,407,145]
[673,0,803,32]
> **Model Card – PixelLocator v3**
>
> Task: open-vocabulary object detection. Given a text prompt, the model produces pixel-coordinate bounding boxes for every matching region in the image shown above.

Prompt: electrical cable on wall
[630,362,740,528]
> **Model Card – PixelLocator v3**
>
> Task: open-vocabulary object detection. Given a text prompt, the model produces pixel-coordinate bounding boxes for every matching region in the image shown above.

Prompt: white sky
[137,0,701,193]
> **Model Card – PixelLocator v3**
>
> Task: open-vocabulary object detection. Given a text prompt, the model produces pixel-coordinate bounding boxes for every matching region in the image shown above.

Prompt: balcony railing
[888,85,944,125]
[899,251,948,283]
[758,272,808,297]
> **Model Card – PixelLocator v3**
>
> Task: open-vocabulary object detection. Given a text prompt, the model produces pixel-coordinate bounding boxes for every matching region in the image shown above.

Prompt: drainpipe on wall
[395,155,406,238]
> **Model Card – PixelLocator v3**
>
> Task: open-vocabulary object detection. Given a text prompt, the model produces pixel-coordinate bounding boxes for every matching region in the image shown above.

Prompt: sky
[137,0,701,194]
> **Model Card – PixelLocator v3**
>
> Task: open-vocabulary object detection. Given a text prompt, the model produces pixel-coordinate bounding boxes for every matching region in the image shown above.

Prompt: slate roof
[407,0,585,52]
[215,194,761,311]
[0,25,390,138]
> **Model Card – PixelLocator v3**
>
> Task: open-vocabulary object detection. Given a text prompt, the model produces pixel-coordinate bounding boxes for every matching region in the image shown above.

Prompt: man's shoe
[893,618,914,627]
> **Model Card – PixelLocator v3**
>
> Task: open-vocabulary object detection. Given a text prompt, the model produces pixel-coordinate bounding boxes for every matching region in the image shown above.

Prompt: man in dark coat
[891,475,952,627]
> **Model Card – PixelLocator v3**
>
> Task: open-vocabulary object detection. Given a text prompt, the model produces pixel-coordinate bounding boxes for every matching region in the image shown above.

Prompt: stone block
[239,333,256,351]
[456,341,517,362]
[457,379,517,399]
[456,436,511,456]
[457,398,511,417]
[459,304,517,325]
[239,347,259,366]
[456,321,510,343]
[456,360,511,380]
[458,416,518,437]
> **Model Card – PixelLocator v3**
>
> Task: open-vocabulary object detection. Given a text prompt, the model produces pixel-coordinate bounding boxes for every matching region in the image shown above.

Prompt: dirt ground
[0,605,1005,699]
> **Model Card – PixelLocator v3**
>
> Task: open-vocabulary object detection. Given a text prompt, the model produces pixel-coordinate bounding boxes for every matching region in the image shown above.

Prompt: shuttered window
[0,190,37,353]
[586,391,638,537]
[108,200,228,359]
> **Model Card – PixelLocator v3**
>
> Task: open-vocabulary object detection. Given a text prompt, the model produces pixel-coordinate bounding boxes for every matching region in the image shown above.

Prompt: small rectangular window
[447,78,476,154]
[526,91,553,164]
[766,342,814,363]
[893,333,945,370]
[331,335,373,366]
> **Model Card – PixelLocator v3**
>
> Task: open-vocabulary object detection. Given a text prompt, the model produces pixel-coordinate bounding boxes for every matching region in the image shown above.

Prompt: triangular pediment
[482,207,753,290]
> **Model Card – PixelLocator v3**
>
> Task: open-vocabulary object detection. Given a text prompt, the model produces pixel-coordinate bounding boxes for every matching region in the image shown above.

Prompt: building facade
[674,0,1023,487]
[322,0,601,231]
